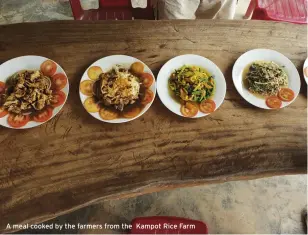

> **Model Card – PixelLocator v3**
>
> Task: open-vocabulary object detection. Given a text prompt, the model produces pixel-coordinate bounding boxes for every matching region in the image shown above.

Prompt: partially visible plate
[79,55,156,123]
[0,55,69,129]
[232,49,301,109]
[303,58,308,85]
[156,54,226,118]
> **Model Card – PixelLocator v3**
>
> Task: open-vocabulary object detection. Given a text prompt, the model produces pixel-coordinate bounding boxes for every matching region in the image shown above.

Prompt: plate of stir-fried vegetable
[232,49,300,109]
[157,54,226,118]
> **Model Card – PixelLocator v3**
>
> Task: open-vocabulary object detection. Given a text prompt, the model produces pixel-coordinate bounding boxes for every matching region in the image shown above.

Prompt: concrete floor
[1,0,307,234]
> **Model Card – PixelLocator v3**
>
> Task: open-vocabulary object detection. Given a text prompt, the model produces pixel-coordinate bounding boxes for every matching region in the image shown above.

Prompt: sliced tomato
[304,67,308,78]
[84,97,100,113]
[40,60,57,77]
[180,102,198,117]
[140,73,154,88]
[199,99,216,114]
[0,107,8,118]
[99,107,119,120]
[80,80,94,96]
[0,82,6,94]
[51,91,66,107]
[87,66,103,80]
[33,107,53,122]
[123,106,141,119]
[7,114,30,128]
[266,96,282,109]
[278,88,295,102]
[51,73,67,91]
[141,89,154,105]
[130,62,144,75]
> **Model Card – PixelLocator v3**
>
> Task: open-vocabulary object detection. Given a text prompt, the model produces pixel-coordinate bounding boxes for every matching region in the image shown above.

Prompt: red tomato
[266,96,282,109]
[99,107,119,120]
[141,89,154,105]
[140,73,154,88]
[0,107,8,118]
[0,82,6,94]
[278,88,295,102]
[40,60,57,77]
[51,91,66,107]
[51,73,67,91]
[180,102,198,117]
[123,106,141,119]
[7,114,30,128]
[33,108,53,122]
[199,99,216,114]
[304,67,308,78]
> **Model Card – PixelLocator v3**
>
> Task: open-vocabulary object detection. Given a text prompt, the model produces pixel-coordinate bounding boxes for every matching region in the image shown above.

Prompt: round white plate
[232,49,301,109]
[0,55,69,129]
[79,55,156,123]
[303,58,308,85]
[156,54,226,118]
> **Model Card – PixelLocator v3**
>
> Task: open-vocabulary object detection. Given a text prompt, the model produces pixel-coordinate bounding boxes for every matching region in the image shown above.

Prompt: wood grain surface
[0,20,307,232]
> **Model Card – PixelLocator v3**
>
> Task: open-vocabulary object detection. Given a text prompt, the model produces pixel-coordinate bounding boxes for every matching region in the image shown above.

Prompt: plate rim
[303,57,308,85]
[0,55,69,129]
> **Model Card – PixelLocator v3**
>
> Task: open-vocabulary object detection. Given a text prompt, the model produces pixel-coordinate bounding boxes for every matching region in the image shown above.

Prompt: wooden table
[0,20,306,232]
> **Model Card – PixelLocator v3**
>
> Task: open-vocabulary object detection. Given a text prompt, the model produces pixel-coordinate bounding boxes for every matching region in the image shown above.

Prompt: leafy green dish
[169,65,215,103]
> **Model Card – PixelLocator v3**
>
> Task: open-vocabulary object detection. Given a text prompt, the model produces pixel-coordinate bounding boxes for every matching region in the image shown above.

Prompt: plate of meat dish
[79,55,156,123]
[0,56,69,129]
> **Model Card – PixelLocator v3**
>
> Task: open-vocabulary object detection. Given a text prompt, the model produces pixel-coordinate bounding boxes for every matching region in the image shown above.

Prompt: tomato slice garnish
[140,73,154,88]
[141,89,154,105]
[40,60,57,77]
[99,107,119,120]
[304,67,308,78]
[84,97,100,113]
[51,73,67,91]
[33,107,53,122]
[80,80,94,96]
[7,114,30,128]
[0,107,8,118]
[130,62,144,75]
[123,106,141,118]
[51,91,66,107]
[87,66,103,80]
[0,81,6,94]
[266,96,282,109]
[180,102,198,117]
[278,88,295,102]
[199,99,216,114]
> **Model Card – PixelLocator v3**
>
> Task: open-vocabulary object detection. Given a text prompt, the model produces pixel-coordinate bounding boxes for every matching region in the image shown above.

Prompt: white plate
[79,55,156,123]
[232,49,301,109]
[0,55,69,129]
[303,58,308,85]
[156,54,226,118]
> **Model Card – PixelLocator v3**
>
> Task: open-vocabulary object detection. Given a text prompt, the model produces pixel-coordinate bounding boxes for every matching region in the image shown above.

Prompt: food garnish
[199,99,216,114]
[266,96,282,109]
[278,88,294,102]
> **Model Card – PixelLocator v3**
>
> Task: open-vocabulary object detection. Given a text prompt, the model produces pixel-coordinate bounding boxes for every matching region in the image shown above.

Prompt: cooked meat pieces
[3,70,53,114]
[98,67,141,111]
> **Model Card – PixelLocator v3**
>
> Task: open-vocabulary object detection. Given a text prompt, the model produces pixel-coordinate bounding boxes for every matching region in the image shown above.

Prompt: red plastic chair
[69,0,155,20]
[245,0,307,24]
[130,216,208,234]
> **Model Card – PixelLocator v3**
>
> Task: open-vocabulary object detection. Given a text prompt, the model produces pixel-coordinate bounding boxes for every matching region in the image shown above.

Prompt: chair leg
[244,0,256,19]
[69,0,84,20]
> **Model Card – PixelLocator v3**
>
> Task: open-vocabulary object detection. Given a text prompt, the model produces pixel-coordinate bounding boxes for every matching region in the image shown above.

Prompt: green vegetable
[169,65,215,103]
